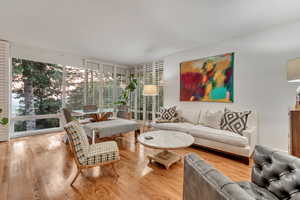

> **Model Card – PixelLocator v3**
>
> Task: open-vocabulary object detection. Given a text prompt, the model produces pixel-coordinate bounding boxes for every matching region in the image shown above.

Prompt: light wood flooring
[0,131,252,200]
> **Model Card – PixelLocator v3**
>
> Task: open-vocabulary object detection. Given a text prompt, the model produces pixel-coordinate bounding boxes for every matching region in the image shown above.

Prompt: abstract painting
[180,53,234,102]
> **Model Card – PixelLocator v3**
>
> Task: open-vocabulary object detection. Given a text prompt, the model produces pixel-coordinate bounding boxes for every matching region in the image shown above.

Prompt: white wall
[163,21,300,151]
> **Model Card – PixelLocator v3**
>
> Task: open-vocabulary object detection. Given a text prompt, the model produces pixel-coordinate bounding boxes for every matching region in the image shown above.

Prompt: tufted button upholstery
[252,145,300,199]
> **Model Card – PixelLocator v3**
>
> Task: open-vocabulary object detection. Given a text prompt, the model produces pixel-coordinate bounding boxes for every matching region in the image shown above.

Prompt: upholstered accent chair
[62,108,91,124]
[62,108,92,143]
[183,145,300,200]
[62,108,73,123]
[64,121,120,185]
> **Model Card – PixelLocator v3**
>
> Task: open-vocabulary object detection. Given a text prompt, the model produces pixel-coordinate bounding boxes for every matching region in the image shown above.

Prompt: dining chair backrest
[64,121,89,165]
[83,105,98,112]
[62,108,73,123]
[117,111,132,120]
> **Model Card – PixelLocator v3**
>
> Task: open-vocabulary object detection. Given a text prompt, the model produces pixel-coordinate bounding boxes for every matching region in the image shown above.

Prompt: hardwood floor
[0,132,252,200]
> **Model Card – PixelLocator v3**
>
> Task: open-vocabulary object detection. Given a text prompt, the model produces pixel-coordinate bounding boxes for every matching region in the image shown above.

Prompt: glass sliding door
[115,67,127,109]
[10,58,146,137]
[85,69,101,107]
[129,61,164,120]
[102,64,114,110]
[64,66,85,110]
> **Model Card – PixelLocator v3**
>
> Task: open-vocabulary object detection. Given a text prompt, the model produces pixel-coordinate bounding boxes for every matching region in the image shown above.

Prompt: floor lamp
[143,85,158,125]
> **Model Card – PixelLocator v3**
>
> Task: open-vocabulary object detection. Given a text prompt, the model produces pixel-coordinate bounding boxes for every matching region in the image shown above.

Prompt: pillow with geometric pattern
[159,106,177,121]
[220,108,251,135]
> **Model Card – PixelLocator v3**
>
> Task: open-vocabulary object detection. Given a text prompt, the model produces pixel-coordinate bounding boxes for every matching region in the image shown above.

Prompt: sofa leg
[135,129,141,143]
[242,157,250,165]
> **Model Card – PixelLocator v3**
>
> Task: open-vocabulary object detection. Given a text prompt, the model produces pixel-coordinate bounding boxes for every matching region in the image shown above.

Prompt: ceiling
[1,0,300,65]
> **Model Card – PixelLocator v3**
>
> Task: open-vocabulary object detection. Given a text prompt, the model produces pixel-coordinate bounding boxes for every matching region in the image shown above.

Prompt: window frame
[9,58,164,138]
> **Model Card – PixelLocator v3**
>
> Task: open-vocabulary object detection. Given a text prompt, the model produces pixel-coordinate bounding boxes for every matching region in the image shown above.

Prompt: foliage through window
[12,58,62,132]
[10,58,164,136]
[65,66,85,110]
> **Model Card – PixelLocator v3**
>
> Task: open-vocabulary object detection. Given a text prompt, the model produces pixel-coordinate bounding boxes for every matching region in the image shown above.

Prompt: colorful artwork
[180,53,234,102]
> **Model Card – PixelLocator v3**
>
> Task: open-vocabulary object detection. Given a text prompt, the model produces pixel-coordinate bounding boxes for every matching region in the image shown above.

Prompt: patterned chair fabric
[64,121,119,165]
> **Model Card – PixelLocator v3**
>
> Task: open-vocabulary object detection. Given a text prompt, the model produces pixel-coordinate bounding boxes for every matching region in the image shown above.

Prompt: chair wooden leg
[111,163,119,178]
[71,168,81,186]
[135,129,141,143]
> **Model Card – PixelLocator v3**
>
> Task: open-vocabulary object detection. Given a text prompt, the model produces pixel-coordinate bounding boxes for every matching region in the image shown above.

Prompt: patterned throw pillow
[159,106,177,121]
[220,109,251,135]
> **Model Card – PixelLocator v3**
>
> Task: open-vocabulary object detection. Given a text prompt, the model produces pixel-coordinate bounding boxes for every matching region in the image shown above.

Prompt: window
[85,69,101,106]
[14,118,60,132]
[129,61,164,121]
[64,66,85,110]
[9,57,164,138]
[154,60,164,117]
[102,64,114,109]
[12,58,62,134]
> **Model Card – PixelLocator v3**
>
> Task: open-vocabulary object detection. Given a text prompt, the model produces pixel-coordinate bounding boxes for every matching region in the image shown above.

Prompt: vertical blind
[0,41,10,141]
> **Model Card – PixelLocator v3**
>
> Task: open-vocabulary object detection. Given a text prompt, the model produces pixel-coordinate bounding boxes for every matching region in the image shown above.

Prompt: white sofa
[151,108,258,164]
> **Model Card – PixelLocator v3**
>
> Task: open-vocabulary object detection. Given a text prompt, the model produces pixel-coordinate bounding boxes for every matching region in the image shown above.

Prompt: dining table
[72,108,114,116]
[83,118,141,144]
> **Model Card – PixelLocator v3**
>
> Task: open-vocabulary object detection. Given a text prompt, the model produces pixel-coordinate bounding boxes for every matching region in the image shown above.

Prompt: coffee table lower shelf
[147,150,181,169]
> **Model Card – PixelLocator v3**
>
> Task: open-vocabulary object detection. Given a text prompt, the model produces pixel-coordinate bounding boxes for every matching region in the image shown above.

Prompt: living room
[1,1,300,200]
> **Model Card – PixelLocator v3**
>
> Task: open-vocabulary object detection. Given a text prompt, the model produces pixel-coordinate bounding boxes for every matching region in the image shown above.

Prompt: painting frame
[180,52,234,103]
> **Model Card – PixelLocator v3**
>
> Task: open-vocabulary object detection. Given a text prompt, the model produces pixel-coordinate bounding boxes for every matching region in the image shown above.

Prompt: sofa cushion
[177,109,201,125]
[189,125,248,147]
[151,122,195,133]
[238,181,280,200]
[200,110,223,129]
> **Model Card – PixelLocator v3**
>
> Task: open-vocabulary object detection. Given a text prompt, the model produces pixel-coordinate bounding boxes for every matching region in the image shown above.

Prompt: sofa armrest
[242,127,258,155]
[184,153,254,200]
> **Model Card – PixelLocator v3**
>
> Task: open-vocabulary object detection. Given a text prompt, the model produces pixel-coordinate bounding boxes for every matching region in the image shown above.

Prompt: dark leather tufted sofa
[183,145,300,200]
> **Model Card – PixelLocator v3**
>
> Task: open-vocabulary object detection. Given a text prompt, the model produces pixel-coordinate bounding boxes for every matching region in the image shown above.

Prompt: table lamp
[287,58,300,109]
[143,85,158,96]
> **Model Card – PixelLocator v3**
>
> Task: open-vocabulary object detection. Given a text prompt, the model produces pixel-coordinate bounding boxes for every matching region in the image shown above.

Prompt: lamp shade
[143,85,158,96]
[288,58,300,82]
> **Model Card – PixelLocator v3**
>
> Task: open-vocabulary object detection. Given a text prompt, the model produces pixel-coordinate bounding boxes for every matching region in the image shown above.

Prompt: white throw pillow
[201,110,223,129]
[178,109,201,125]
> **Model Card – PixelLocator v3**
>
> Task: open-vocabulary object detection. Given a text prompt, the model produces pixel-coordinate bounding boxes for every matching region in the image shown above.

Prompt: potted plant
[115,78,138,113]
[0,108,8,126]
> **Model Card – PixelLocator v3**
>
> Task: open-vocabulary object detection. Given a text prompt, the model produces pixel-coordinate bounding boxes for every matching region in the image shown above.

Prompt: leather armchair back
[252,145,300,200]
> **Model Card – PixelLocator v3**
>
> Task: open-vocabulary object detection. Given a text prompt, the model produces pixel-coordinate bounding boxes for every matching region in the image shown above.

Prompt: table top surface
[72,108,114,115]
[84,118,138,129]
[138,130,194,150]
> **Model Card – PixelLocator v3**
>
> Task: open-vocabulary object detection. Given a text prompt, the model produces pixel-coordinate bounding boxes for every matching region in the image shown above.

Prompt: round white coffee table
[138,130,194,169]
